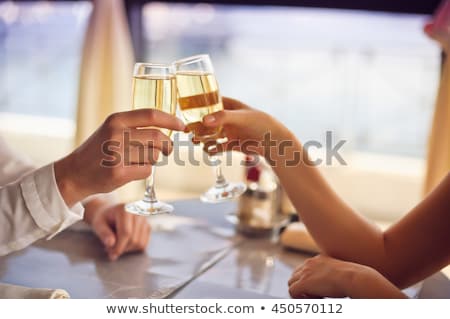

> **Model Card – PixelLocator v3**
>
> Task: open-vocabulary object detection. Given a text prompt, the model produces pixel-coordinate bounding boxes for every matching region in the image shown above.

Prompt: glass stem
[144,168,158,204]
[210,154,228,188]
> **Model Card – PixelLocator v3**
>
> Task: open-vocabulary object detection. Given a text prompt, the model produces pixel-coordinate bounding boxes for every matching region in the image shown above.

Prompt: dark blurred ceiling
[19,0,442,14]
[130,0,441,14]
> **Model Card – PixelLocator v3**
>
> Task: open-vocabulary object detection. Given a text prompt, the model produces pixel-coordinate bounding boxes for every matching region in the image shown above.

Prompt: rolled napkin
[0,283,70,299]
[280,220,391,254]
[280,222,320,254]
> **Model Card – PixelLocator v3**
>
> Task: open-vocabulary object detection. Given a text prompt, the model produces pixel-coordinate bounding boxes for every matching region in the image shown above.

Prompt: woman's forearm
[269,129,388,270]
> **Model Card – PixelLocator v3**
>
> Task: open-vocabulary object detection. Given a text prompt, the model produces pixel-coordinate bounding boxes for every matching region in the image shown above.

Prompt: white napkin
[280,221,392,254]
[0,283,70,299]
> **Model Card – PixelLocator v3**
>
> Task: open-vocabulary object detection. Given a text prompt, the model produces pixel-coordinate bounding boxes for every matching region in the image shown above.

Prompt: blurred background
[0,0,444,223]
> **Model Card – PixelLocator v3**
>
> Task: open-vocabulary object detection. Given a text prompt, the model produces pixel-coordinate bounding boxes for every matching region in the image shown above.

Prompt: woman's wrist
[340,263,366,298]
[262,120,301,167]
[264,113,293,143]
[347,264,407,298]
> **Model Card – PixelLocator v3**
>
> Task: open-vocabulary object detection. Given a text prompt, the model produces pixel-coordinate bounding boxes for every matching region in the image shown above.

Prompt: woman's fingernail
[204,115,215,124]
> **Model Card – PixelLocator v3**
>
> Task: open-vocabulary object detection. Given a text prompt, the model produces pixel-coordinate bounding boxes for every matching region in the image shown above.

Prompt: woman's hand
[55,109,185,207]
[288,255,407,299]
[197,97,292,157]
[83,200,151,261]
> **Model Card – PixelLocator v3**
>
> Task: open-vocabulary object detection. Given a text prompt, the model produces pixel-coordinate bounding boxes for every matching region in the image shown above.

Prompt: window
[143,3,440,158]
[0,1,91,120]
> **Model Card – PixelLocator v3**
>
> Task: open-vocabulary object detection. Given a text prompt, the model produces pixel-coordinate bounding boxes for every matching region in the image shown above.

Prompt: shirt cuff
[20,163,84,239]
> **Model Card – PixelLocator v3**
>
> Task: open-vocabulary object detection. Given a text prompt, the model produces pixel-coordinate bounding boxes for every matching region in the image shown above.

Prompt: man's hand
[84,200,151,261]
[54,109,185,207]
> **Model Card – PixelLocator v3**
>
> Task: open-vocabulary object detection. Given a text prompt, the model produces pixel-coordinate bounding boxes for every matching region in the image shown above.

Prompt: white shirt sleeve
[0,138,84,255]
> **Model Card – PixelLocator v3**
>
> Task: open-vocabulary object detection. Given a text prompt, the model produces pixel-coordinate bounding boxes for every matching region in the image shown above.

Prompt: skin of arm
[203,97,450,289]
[271,131,450,288]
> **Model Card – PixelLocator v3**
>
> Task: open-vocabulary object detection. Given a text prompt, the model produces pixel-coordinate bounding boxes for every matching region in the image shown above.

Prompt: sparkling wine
[131,75,176,136]
[176,71,223,140]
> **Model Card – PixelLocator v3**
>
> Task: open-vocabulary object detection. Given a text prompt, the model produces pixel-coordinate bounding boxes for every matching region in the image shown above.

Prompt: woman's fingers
[203,108,250,128]
[288,271,303,286]
[222,96,251,110]
[424,22,433,35]
[288,262,307,286]
[288,277,307,298]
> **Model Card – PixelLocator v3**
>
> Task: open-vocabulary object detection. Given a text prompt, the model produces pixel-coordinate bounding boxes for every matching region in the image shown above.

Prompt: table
[0,199,449,298]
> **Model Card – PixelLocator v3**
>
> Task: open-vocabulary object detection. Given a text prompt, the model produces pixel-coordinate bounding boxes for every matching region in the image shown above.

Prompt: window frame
[129,0,440,60]
[17,0,441,61]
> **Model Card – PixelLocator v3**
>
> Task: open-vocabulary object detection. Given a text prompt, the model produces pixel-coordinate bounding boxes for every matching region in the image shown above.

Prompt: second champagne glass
[173,54,246,203]
[125,63,176,216]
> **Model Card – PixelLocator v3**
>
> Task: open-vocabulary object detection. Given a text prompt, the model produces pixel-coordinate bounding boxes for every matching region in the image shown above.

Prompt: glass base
[125,199,174,216]
[200,182,247,203]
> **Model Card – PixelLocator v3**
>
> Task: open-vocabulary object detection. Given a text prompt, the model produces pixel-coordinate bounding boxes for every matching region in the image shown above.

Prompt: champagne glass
[125,63,176,216]
[173,54,246,203]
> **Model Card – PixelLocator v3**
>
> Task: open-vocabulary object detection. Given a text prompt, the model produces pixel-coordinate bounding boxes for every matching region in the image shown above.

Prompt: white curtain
[75,0,134,146]
[75,0,144,201]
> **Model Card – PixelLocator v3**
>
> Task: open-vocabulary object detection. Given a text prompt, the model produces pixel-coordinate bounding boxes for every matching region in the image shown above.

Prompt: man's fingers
[144,222,151,248]
[110,210,133,260]
[123,148,160,166]
[127,217,150,252]
[108,109,185,131]
[140,219,151,250]
[140,218,151,249]
[120,164,153,183]
[93,219,116,248]
[126,128,173,156]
